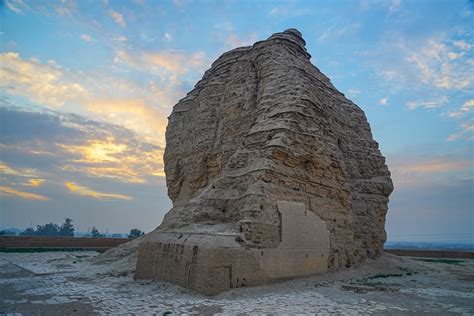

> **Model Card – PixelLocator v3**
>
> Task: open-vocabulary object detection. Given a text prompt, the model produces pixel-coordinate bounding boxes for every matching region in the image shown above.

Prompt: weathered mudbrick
[135,29,393,294]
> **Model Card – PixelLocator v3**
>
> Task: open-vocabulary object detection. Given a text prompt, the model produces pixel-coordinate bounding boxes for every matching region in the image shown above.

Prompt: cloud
[172,0,187,8]
[0,105,103,145]
[0,52,86,107]
[388,154,472,190]
[370,36,473,93]
[65,181,132,200]
[109,10,126,27]
[24,179,45,187]
[389,0,401,13]
[346,89,361,99]
[113,36,128,43]
[318,23,362,42]
[225,33,258,49]
[84,98,168,140]
[0,106,165,184]
[0,185,49,201]
[0,39,227,191]
[447,121,474,141]
[395,159,470,174]
[0,52,175,143]
[163,32,172,41]
[453,40,472,51]
[378,97,388,106]
[53,0,77,16]
[61,165,158,184]
[114,49,207,75]
[63,140,127,163]
[447,99,474,118]
[59,136,165,183]
[406,96,447,110]
[268,4,312,18]
[0,161,39,178]
[447,52,460,60]
[80,34,94,42]
[405,40,472,89]
[4,0,28,14]
[384,36,472,139]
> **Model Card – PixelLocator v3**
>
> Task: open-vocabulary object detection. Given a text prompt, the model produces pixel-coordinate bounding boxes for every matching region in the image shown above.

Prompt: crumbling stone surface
[135,28,393,294]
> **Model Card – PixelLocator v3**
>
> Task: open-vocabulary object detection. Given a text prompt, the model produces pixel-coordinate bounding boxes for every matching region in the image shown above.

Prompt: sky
[0,0,472,243]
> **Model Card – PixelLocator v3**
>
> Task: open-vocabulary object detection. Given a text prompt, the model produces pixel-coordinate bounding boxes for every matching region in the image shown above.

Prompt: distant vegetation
[128,228,144,239]
[0,230,17,236]
[18,218,75,237]
[90,226,104,238]
[0,220,145,239]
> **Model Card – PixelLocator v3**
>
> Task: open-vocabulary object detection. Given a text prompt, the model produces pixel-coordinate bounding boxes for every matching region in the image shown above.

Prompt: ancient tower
[135,29,393,294]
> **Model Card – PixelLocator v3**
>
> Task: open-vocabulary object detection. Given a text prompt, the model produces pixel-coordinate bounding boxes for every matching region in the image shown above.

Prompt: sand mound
[90,237,142,275]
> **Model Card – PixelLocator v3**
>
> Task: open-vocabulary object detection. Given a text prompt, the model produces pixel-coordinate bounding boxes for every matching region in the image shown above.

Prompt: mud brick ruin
[135,29,393,295]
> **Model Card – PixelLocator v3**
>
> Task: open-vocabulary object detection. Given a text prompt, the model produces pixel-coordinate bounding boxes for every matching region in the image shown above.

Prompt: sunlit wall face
[0,0,472,242]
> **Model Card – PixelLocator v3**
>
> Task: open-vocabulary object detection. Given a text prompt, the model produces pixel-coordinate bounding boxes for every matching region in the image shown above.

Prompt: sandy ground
[0,251,473,315]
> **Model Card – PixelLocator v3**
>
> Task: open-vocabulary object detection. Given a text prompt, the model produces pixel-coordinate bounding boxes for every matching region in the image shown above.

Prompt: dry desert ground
[1,251,473,315]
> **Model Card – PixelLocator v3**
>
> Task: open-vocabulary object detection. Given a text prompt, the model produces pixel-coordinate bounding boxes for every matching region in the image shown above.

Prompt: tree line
[0,218,144,239]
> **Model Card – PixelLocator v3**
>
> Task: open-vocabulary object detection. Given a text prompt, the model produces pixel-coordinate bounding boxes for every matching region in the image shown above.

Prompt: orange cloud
[395,159,470,174]
[24,179,45,187]
[65,181,132,200]
[62,140,127,163]
[114,50,207,75]
[389,156,472,190]
[84,99,168,142]
[0,52,173,142]
[0,185,49,201]
[0,52,86,107]
[0,161,39,178]
[109,10,126,27]
[62,165,144,183]
[59,138,165,183]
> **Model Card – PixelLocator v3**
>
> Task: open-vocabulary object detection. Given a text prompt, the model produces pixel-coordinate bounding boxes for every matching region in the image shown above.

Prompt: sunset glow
[64,181,132,200]
[0,185,49,201]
